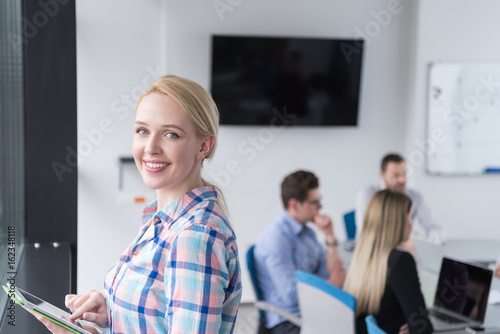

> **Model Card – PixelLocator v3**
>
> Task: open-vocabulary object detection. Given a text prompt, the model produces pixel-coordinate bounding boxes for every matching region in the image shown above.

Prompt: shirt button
[133,250,138,256]
[154,217,160,223]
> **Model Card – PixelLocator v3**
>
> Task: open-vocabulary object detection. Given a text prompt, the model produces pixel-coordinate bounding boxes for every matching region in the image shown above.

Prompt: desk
[339,239,500,333]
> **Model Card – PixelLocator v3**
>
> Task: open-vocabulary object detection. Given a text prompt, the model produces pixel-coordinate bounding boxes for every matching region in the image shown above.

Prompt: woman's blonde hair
[344,190,412,315]
[136,74,226,212]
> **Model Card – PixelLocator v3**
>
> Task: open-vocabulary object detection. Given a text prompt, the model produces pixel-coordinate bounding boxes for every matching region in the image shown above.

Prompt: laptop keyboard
[429,309,463,324]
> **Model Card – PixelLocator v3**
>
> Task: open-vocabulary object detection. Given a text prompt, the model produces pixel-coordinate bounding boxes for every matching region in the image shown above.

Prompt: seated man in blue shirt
[253,170,346,334]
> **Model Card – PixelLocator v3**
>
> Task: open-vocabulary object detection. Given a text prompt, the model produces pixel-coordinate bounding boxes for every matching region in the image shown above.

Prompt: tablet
[3,285,104,334]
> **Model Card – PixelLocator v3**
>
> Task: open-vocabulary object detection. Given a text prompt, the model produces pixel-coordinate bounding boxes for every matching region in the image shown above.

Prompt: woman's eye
[165,132,179,139]
[136,129,148,135]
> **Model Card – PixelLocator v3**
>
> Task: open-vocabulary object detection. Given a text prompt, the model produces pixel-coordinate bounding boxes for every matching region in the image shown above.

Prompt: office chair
[365,315,387,334]
[246,246,301,333]
[295,270,356,334]
[344,210,356,251]
[344,210,356,240]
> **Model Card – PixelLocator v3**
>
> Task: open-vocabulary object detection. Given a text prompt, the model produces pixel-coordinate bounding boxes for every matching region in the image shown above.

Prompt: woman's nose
[145,136,161,155]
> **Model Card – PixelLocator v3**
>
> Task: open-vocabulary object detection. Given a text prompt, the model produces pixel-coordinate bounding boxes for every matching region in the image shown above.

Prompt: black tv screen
[210,35,364,126]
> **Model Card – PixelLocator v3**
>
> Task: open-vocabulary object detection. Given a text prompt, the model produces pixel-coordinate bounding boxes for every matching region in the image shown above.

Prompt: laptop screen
[433,257,493,322]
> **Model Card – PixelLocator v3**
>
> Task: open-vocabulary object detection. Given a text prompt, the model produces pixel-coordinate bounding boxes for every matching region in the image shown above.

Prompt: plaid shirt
[104,186,242,333]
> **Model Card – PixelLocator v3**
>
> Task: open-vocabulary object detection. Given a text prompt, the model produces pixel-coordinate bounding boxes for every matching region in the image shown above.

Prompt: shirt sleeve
[315,247,330,280]
[388,251,434,334]
[410,190,446,243]
[164,225,238,334]
[261,232,300,307]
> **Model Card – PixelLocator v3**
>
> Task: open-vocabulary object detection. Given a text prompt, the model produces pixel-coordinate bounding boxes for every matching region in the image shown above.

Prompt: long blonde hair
[136,74,227,212]
[344,190,412,315]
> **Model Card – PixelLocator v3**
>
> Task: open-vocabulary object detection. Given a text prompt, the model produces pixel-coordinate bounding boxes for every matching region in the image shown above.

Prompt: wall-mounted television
[210,35,364,126]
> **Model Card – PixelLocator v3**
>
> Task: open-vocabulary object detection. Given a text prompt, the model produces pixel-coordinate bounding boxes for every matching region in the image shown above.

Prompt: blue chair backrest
[344,210,356,240]
[246,245,266,321]
[296,270,356,311]
[365,315,387,334]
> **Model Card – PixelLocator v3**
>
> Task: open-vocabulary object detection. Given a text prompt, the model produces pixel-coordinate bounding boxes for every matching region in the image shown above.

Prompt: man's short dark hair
[281,170,319,209]
[381,153,405,172]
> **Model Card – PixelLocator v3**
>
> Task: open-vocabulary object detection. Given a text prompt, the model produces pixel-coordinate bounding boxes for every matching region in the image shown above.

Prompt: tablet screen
[17,288,73,320]
[14,287,103,334]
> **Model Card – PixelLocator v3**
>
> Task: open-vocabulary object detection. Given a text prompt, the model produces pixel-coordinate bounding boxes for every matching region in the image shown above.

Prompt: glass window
[0,0,25,321]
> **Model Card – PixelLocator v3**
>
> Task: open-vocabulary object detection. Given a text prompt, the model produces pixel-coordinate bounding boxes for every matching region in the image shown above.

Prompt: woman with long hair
[344,190,433,334]
[32,75,242,333]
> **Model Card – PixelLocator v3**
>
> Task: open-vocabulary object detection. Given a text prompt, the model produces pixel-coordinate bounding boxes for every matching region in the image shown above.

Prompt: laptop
[428,257,493,332]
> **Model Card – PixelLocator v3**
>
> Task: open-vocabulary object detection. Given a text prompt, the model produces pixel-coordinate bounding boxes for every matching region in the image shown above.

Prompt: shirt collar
[281,210,306,236]
[141,186,218,227]
[379,180,410,195]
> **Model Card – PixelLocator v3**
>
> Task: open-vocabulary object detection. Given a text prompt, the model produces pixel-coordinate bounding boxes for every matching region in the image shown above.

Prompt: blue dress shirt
[253,210,329,328]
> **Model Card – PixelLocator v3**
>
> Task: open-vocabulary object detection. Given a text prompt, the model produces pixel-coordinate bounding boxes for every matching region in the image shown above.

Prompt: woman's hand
[26,307,102,334]
[66,290,108,328]
[27,290,108,333]
[26,308,77,334]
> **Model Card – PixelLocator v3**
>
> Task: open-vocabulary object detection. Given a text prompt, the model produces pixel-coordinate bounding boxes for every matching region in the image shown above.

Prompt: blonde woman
[344,190,432,334]
[32,75,242,333]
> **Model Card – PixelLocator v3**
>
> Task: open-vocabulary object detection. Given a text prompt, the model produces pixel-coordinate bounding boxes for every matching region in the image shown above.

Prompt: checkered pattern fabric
[104,186,242,333]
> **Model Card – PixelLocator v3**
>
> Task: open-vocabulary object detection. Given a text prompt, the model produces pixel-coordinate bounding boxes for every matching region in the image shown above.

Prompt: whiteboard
[426,62,500,175]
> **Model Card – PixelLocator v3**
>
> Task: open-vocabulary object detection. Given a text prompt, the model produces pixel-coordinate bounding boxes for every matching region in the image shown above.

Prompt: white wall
[164,0,417,301]
[405,0,500,239]
[76,0,164,293]
[76,0,434,303]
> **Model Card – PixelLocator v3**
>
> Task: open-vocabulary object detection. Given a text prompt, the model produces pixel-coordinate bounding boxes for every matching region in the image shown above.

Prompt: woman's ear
[197,134,215,161]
